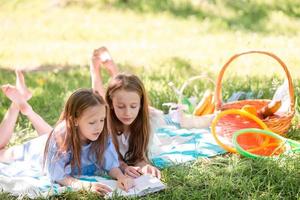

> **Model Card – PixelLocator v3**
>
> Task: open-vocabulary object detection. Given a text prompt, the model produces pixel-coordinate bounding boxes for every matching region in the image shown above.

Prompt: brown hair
[43,88,109,175]
[105,73,150,165]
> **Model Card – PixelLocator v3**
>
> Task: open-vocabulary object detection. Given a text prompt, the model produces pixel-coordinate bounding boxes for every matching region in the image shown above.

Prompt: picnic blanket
[0,126,226,198]
[152,126,226,168]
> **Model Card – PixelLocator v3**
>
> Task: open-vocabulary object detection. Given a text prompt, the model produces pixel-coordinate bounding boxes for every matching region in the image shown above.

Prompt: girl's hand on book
[90,182,112,196]
[124,166,142,178]
[141,164,161,179]
[118,176,134,192]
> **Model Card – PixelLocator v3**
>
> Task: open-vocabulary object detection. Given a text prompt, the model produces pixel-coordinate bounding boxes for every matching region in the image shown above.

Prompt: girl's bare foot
[91,48,103,74]
[1,84,33,115]
[97,47,119,77]
[15,70,32,101]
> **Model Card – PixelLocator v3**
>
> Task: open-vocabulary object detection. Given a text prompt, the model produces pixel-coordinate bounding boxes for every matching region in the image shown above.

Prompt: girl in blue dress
[0,72,133,195]
[43,88,133,195]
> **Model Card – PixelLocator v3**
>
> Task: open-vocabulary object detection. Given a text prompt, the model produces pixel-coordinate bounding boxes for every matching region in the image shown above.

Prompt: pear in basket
[258,100,282,119]
[242,105,258,116]
[193,90,214,116]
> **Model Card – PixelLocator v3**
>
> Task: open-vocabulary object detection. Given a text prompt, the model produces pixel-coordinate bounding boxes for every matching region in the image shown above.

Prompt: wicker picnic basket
[215,51,295,135]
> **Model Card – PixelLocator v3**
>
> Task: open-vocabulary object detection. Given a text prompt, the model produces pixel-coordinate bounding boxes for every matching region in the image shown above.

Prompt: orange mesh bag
[215,51,295,135]
[211,109,270,153]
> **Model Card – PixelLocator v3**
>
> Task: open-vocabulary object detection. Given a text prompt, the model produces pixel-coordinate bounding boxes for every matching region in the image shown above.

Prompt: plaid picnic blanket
[0,126,225,198]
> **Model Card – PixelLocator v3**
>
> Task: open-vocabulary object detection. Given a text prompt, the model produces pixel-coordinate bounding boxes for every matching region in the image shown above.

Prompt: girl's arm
[102,138,134,191]
[120,159,142,178]
[119,159,128,172]
[109,167,134,192]
[56,176,112,195]
[136,160,161,179]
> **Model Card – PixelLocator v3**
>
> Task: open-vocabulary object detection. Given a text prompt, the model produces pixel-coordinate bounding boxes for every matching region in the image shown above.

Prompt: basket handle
[215,51,295,112]
[179,73,215,103]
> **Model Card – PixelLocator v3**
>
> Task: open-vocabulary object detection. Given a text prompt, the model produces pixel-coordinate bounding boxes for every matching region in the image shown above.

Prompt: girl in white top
[90,47,161,179]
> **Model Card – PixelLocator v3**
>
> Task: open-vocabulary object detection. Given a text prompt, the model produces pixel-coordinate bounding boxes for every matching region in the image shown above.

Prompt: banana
[193,90,213,116]
[201,96,215,115]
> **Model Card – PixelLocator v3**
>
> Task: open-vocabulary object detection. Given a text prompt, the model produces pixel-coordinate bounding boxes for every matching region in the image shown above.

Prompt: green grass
[0,67,300,200]
[1,0,300,199]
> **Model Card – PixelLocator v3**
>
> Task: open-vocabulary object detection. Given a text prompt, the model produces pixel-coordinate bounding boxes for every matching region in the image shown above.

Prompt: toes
[1,84,12,94]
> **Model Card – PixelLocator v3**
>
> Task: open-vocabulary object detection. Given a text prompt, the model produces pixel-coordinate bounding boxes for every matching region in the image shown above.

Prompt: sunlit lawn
[1,0,300,77]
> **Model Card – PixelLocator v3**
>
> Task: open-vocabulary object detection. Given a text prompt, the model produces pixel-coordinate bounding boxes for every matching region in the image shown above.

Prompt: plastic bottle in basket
[272,79,290,113]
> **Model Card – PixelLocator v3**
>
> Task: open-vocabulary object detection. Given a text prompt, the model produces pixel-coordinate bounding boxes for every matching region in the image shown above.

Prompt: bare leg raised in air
[0,71,52,151]
[90,47,119,97]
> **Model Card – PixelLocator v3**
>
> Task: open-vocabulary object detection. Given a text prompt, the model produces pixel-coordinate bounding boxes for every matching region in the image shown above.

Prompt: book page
[105,174,165,198]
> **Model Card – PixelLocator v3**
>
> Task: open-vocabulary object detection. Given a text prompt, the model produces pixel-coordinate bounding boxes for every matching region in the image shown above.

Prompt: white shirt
[116,107,165,159]
[116,133,130,158]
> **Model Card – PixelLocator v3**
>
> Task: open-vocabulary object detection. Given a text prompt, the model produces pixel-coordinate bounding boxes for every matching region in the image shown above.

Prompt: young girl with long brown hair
[0,72,133,195]
[90,47,161,179]
[43,88,134,195]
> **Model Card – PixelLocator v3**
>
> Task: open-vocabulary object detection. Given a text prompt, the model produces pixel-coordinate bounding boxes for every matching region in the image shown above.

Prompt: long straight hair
[105,73,150,165]
[43,88,109,175]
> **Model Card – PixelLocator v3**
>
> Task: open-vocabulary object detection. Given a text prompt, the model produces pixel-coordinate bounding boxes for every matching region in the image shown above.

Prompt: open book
[87,174,166,198]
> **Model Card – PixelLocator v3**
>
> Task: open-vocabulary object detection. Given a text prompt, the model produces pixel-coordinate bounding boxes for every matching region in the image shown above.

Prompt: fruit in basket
[201,96,215,115]
[258,100,282,118]
[242,105,258,116]
[193,90,214,116]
